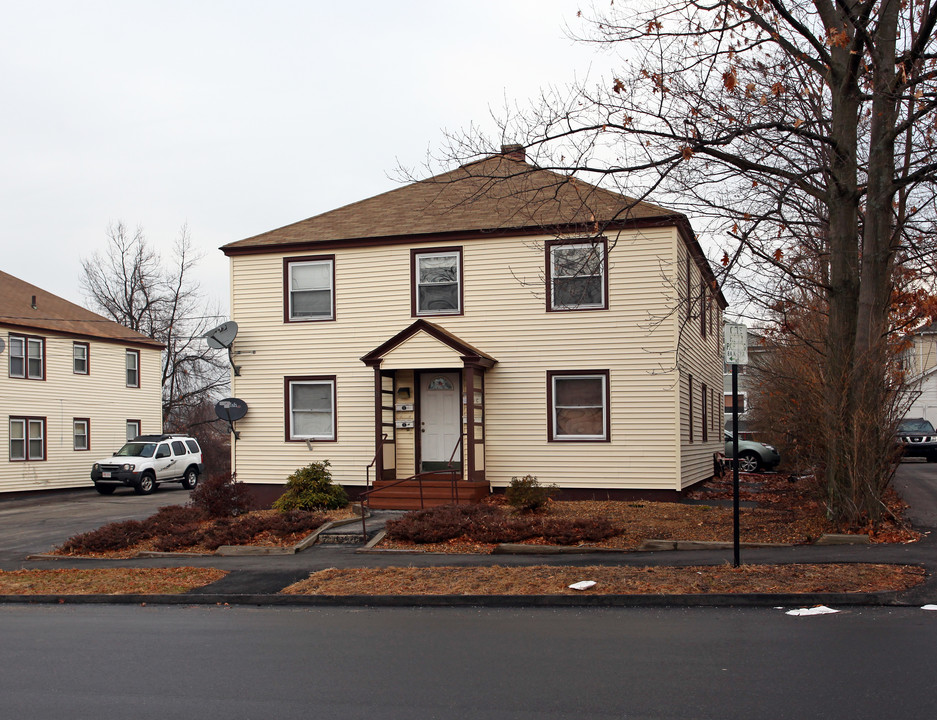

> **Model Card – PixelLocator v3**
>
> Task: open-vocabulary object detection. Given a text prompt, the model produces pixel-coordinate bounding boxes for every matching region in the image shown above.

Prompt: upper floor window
[126,349,140,387]
[73,342,89,374]
[10,417,45,461]
[547,240,607,311]
[412,248,462,316]
[285,256,335,321]
[547,370,609,441]
[9,334,44,379]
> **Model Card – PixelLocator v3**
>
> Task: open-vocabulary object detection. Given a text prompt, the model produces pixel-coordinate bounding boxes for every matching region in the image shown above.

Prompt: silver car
[724,432,781,472]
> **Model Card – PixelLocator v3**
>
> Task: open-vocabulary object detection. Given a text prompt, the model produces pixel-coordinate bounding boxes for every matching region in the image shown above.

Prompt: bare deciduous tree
[433,0,937,524]
[81,222,229,428]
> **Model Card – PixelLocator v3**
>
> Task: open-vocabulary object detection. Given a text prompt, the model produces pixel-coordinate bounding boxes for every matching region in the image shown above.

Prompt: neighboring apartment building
[904,323,937,426]
[1,270,164,493]
[221,147,727,506]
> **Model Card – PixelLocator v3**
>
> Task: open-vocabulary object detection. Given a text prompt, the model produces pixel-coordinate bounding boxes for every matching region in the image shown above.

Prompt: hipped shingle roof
[0,270,164,348]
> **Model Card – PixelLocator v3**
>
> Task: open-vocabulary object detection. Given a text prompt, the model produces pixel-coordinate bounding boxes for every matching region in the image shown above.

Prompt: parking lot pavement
[0,485,191,565]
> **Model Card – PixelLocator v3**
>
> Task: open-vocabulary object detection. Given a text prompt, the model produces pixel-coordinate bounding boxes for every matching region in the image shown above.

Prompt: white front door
[420,372,461,470]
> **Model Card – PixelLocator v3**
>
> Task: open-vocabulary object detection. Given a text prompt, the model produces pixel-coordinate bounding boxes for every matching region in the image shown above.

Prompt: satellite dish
[214,398,248,422]
[204,321,238,349]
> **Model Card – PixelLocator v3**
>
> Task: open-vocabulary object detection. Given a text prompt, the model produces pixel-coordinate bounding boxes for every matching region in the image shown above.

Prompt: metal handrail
[359,435,463,542]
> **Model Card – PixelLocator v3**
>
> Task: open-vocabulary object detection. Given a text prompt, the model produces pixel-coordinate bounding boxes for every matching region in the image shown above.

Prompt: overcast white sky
[1,0,621,317]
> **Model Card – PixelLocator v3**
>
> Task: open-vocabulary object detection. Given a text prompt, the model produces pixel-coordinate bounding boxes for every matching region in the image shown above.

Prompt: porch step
[367,480,490,510]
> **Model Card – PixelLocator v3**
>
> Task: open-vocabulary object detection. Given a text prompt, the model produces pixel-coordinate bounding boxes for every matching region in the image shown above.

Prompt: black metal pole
[732,363,740,567]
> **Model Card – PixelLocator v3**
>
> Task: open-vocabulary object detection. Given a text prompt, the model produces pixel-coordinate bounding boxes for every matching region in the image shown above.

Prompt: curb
[0,590,913,608]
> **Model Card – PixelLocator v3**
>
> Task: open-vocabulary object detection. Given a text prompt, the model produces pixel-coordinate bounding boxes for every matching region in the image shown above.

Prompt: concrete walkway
[4,464,937,607]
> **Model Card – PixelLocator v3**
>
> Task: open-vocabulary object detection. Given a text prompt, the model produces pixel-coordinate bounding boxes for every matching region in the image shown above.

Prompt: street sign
[724,322,749,365]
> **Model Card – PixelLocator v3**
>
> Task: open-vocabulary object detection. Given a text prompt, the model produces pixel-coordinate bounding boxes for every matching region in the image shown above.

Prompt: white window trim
[550,372,608,441]
[126,420,141,442]
[288,258,334,321]
[549,241,606,311]
[415,250,462,316]
[73,343,89,374]
[126,349,139,387]
[288,379,336,441]
[10,417,45,461]
[73,419,89,451]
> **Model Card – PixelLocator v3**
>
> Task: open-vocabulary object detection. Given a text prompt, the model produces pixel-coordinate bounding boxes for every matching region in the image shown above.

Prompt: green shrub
[504,474,558,513]
[273,460,349,512]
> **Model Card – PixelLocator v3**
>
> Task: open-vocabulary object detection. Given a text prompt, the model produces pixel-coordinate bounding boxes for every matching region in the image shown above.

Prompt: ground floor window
[286,376,336,441]
[73,418,90,451]
[126,420,141,441]
[10,417,45,461]
[547,370,609,441]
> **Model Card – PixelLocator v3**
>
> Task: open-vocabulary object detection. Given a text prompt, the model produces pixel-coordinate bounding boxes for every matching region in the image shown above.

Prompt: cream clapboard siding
[0,329,162,493]
[676,241,725,489]
[229,225,720,491]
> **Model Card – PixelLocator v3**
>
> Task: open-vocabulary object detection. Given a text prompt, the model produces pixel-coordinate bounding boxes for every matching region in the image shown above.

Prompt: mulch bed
[281,563,926,596]
[375,472,919,553]
[0,567,227,595]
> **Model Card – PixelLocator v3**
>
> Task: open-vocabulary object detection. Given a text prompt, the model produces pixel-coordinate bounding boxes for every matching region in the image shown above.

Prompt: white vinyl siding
[1,329,162,493]
[229,225,725,492]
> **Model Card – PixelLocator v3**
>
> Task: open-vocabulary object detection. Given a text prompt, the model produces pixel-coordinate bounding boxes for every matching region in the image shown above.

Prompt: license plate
[102,471,111,478]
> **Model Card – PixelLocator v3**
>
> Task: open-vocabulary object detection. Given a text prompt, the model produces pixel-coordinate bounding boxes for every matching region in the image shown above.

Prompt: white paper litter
[785,605,839,616]
[921,604,937,611]
[568,580,597,591]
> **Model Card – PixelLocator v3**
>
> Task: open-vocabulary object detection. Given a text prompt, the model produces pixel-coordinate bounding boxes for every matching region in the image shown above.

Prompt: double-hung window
[547,371,609,441]
[547,240,608,311]
[126,349,140,387]
[10,417,45,461]
[126,420,141,441]
[73,342,89,374]
[73,419,90,451]
[9,335,44,379]
[286,376,336,441]
[412,248,462,316]
[286,256,335,321]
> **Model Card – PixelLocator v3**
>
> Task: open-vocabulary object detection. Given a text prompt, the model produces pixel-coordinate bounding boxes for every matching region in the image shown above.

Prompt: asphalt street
[1,604,934,720]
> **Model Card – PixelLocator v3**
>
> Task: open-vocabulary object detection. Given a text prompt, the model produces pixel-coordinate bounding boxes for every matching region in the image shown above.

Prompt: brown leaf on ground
[281,563,925,596]
[0,567,227,595]
[379,472,919,553]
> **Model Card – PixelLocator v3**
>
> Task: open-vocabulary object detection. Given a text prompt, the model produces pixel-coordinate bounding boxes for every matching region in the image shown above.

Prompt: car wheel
[94,484,116,495]
[134,472,156,495]
[738,451,761,473]
[181,467,199,490]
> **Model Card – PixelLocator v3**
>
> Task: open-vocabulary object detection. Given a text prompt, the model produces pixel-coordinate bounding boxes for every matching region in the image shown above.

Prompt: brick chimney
[501,144,526,162]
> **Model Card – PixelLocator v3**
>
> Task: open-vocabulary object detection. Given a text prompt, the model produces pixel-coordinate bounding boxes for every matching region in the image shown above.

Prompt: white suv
[91,434,204,495]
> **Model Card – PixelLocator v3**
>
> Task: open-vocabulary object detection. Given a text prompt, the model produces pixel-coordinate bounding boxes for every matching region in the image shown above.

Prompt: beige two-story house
[221,147,727,507]
[1,270,163,494]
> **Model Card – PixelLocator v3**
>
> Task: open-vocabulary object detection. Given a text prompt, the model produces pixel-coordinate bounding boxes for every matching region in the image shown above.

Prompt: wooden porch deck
[366,479,490,510]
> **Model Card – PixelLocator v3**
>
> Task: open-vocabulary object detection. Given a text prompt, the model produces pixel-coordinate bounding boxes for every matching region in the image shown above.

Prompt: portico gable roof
[360,319,497,370]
